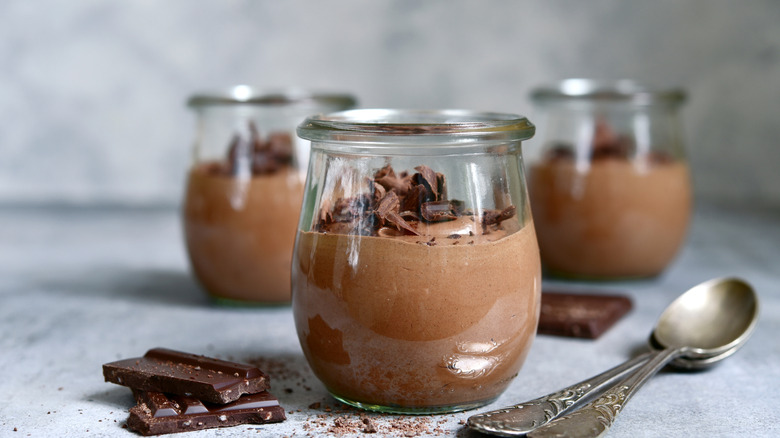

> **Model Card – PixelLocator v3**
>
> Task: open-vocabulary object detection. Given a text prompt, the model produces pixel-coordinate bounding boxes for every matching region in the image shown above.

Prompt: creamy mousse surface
[528,123,692,279]
[292,165,541,411]
[183,127,304,304]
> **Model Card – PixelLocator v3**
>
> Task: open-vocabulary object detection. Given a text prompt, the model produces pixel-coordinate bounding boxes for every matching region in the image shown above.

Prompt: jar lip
[186,85,357,108]
[531,79,686,105]
[297,109,535,145]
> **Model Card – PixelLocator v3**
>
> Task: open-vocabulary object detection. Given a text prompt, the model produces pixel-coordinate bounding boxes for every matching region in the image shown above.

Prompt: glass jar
[182,87,356,305]
[527,79,692,279]
[292,109,541,414]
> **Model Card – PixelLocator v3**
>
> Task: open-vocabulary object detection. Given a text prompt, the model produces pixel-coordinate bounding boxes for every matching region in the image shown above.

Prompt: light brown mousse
[184,164,304,303]
[529,124,691,278]
[292,165,541,410]
[183,126,303,304]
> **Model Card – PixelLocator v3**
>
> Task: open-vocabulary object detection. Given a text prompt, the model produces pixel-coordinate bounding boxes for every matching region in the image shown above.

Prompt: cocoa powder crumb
[362,417,378,433]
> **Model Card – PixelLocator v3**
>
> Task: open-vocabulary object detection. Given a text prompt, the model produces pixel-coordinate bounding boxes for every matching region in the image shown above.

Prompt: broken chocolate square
[103,348,270,404]
[538,291,633,339]
[126,390,285,436]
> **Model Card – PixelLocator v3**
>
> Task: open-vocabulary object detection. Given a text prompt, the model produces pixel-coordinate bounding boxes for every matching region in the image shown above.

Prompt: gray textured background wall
[1,1,778,206]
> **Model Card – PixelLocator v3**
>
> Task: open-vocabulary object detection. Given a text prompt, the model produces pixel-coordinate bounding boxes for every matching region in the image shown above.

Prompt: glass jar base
[330,393,498,415]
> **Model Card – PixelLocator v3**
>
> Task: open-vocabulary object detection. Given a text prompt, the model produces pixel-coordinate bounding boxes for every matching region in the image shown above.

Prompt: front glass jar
[292,109,541,414]
[527,79,692,280]
[183,87,356,305]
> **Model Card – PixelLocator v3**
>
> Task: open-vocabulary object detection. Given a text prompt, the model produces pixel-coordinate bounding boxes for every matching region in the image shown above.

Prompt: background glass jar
[183,87,356,305]
[527,79,691,280]
[292,109,541,414]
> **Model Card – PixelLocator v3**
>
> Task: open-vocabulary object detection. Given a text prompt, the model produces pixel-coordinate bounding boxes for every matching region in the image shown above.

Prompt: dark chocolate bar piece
[127,390,286,436]
[103,348,269,404]
[538,291,632,339]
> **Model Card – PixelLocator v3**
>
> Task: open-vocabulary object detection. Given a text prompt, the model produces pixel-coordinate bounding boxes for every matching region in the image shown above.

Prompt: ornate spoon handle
[527,348,681,438]
[467,351,653,436]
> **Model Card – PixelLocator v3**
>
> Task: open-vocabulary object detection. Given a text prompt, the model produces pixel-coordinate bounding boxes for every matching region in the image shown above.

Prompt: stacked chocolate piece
[103,348,285,436]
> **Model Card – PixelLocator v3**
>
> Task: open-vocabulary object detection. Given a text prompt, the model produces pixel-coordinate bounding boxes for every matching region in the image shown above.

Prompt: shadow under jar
[182,87,356,305]
[527,79,692,280]
[292,109,542,414]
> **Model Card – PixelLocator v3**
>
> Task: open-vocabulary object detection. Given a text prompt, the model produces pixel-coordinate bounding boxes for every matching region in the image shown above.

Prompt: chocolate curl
[414,165,439,197]
[370,178,387,207]
[318,198,333,225]
[481,205,517,232]
[401,184,427,214]
[420,200,464,222]
[268,132,294,158]
[591,120,631,160]
[375,191,419,235]
[415,165,451,201]
[374,165,412,196]
[249,121,265,151]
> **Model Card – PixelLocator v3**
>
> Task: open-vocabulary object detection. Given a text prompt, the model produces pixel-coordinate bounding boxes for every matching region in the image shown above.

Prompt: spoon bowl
[653,277,759,357]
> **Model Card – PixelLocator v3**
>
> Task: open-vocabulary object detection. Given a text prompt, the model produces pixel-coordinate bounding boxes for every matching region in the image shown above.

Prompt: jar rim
[531,79,686,105]
[186,85,357,108]
[297,109,535,145]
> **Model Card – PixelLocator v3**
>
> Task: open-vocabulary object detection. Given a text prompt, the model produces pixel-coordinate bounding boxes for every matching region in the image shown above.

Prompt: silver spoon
[467,277,758,437]
[526,277,759,438]
[467,336,741,437]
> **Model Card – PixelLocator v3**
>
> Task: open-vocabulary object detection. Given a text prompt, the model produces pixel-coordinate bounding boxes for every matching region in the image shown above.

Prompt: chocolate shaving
[375,190,400,218]
[414,165,440,199]
[375,192,419,236]
[374,165,413,196]
[399,211,420,221]
[545,120,638,163]
[401,184,428,214]
[545,145,575,161]
[481,206,517,232]
[220,121,293,176]
[314,164,516,238]
[420,200,464,222]
[371,180,387,206]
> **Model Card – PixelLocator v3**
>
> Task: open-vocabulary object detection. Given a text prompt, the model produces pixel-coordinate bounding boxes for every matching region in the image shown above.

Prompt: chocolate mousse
[529,121,691,279]
[183,123,304,304]
[292,165,541,412]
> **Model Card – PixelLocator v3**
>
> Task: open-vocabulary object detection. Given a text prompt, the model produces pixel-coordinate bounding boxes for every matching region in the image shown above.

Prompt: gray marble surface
[1,202,779,437]
[1,1,780,206]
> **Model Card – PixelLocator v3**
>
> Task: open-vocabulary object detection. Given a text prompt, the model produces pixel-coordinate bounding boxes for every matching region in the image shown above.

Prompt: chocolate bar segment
[103,348,269,404]
[127,390,285,436]
[538,291,632,339]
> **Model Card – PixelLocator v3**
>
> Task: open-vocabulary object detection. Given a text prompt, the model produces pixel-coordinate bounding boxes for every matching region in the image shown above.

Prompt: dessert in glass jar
[528,79,692,279]
[292,109,541,413]
[183,87,356,304]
